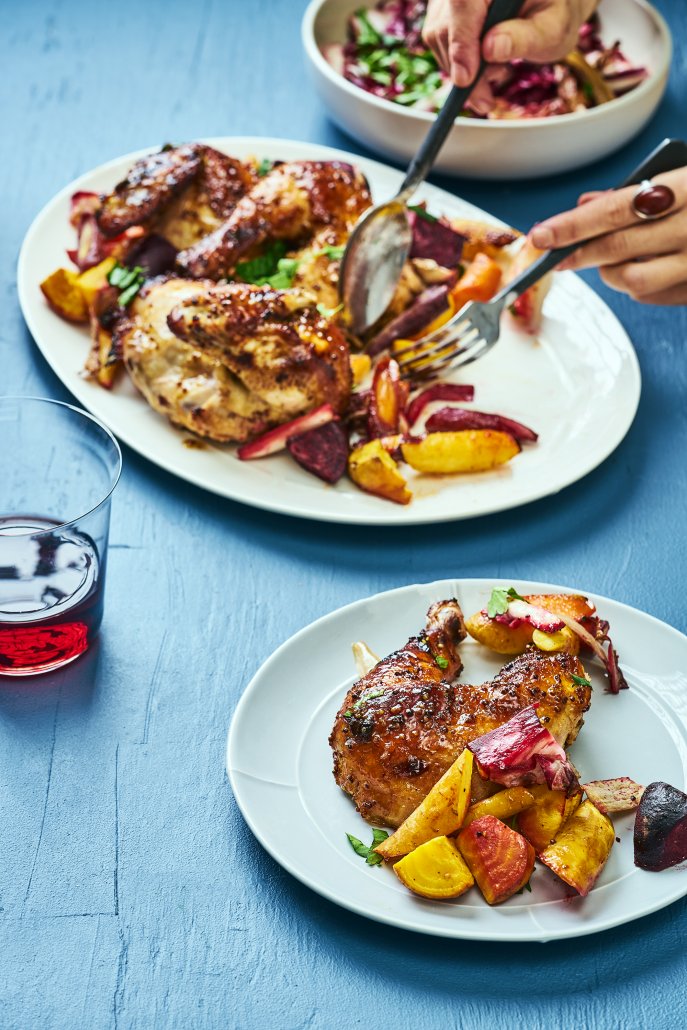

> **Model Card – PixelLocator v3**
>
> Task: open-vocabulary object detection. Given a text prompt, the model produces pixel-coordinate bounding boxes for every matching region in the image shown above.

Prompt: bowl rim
[302,0,672,131]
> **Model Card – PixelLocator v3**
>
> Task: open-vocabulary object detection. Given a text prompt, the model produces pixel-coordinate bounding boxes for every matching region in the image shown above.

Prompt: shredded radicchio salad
[322,1,648,119]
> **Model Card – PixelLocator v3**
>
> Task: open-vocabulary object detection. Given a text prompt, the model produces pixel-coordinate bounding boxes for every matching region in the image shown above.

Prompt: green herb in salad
[235,242,301,289]
[571,674,592,689]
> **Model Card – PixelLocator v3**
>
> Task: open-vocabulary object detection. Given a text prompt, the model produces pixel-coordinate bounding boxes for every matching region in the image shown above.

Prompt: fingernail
[530,225,553,249]
[451,61,470,86]
[488,33,513,62]
[470,95,492,116]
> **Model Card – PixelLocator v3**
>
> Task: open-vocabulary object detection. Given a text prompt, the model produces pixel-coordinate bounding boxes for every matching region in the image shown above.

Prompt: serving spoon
[338,0,524,336]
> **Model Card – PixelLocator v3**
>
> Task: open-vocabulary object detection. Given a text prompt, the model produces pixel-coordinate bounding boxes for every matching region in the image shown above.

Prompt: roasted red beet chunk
[634,781,687,871]
[286,420,349,484]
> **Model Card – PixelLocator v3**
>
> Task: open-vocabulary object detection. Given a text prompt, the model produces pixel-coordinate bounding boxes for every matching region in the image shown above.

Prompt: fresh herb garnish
[407,204,438,224]
[434,654,449,670]
[346,827,389,866]
[234,241,288,283]
[355,8,382,46]
[353,688,385,710]
[256,157,274,177]
[235,242,300,289]
[315,244,346,260]
[317,301,344,319]
[582,81,595,102]
[486,586,525,619]
[107,261,146,307]
[571,674,592,689]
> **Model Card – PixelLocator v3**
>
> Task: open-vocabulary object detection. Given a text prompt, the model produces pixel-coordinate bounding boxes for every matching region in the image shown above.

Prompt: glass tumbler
[0,397,122,675]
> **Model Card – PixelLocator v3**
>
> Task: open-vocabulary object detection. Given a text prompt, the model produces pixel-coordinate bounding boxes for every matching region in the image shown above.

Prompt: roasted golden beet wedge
[393,836,475,900]
[457,815,535,905]
[516,784,582,854]
[375,749,473,861]
[462,786,535,829]
[401,430,519,475]
[348,439,412,505]
[539,800,614,895]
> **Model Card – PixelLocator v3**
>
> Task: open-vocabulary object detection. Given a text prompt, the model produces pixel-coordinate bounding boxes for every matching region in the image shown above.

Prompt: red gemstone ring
[631,179,676,221]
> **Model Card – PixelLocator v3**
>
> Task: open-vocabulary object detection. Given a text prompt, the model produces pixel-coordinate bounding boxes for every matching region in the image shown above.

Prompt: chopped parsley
[315,244,346,260]
[571,674,592,689]
[434,654,449,670]
[408,204,438,224]
[354,8,383,46]
[107,261,146,307]
[256,157,274,177]
[317,301,344,319]
[235,242,300,289]
[346,826,389,866]
[486,586,525,619]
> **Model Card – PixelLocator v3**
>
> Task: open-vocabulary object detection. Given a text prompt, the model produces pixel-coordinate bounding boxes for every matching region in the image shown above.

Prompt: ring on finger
[631,179,676,221]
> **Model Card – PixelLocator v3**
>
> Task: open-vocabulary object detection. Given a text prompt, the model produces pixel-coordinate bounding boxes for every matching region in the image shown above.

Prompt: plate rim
[227,576,687,942]
[18,136,641,526]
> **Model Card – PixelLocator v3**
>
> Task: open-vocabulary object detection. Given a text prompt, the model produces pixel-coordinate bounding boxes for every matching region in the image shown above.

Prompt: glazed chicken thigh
[176,160,371,279]
[330,600,591,828]
[116,278,351,442]
[96,143,257,249]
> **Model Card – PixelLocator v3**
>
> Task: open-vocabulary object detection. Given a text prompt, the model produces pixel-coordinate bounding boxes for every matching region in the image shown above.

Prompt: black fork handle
[399,0,524,197]
[494,138,687,302]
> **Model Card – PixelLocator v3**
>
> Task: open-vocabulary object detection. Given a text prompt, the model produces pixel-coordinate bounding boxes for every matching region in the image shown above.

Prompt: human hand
[423,0,597,111]
[529,170,687,305]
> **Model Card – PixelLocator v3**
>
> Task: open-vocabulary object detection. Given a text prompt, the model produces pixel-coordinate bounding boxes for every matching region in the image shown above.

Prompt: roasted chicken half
[116,277,351,442]
[176,160,371,280]
[330,600,591,828]
[96,143,257,250]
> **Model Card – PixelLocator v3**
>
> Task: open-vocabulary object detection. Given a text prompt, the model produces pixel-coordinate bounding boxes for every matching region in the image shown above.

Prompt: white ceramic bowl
[302,0,671,179]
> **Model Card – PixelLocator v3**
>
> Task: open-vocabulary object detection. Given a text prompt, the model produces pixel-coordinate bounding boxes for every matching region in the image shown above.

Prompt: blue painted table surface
[2,1,687,1027]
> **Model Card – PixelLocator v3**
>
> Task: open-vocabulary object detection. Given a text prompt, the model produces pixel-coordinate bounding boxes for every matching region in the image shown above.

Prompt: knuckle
[620,262,648,296]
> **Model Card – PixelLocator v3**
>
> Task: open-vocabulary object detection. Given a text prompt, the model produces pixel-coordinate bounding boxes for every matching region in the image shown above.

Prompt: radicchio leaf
[468,704,579,794]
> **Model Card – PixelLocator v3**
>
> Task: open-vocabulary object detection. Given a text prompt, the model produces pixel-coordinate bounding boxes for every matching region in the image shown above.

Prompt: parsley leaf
[434,654,449,670]
[107,261,146,307]
[486,588,510,619]
[486,586,524,618]
[235,241,288,283]
[347,828,389,867]
[355,8,382,46]
[353,688,385,710]
[407,203,438,224]
[315,244,346,260]
[317,301,344,319]
[571,674,592,688]
[235,244,301,290]
[256,158,274,177]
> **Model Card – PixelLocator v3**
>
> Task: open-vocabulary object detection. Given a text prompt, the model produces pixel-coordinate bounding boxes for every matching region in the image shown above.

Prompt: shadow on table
[260,842,686,1004]
[0,637,103,720]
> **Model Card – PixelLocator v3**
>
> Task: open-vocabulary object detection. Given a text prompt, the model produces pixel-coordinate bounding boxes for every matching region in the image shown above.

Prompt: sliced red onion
[468,705,579,793]
[538,607,628,693]
[237,404,336,459]
[405,383,475,425]
[425,406,538,442]
[506,599,564,632]
[366,284,452,357]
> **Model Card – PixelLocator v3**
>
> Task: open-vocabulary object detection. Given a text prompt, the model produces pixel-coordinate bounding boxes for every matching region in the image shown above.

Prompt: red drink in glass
[0,397,121,677]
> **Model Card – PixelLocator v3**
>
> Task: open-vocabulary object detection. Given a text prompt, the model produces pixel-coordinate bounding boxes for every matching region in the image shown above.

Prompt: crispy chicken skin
[330,604,591,829]
[96,144,256,246]
[176,160,371,280]
[116,277,351,442]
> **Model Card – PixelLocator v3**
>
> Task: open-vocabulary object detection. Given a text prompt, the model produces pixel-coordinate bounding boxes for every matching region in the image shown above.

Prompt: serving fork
[395,137,687,378]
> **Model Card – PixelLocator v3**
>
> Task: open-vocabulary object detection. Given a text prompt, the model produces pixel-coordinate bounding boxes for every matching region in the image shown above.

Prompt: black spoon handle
[399,0,524,197]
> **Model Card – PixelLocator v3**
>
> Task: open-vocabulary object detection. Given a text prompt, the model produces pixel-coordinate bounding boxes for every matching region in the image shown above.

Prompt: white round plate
[227,579,687,942]
[18,138,640,526]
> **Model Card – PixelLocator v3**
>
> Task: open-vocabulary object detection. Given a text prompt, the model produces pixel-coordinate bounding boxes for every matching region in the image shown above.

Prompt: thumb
[484,8,573,64]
